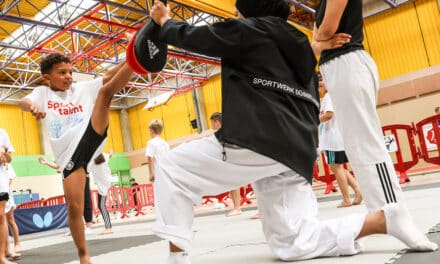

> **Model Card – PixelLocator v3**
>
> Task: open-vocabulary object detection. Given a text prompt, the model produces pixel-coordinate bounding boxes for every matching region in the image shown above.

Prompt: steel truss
[0,0,221,108]
[0,0,403,108]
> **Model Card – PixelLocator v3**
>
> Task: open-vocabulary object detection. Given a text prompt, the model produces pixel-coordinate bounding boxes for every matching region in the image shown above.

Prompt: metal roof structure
[0,0,405,109]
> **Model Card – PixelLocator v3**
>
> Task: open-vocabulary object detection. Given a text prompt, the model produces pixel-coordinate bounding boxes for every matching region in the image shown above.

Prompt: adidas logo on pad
[147,40,159,60]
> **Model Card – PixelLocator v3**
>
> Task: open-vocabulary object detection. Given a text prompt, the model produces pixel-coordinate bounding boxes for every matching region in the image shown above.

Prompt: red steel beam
[29,3,105,56]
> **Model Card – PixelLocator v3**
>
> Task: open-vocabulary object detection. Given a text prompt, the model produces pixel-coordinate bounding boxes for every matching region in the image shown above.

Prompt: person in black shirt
[149,0,437,263]
[312,0,437,252]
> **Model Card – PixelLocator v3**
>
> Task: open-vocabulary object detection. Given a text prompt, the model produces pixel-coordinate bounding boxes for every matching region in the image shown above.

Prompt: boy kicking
[20,53,132,263]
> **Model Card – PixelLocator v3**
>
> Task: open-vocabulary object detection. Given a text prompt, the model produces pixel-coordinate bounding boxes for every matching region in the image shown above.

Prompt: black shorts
[63,120,108,179]
[0,192,9,202]
[324,150,348,164]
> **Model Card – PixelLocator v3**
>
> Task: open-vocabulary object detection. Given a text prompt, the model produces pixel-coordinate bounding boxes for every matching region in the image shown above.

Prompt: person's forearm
[148,162,154,177]
[46,161,60,170]
[102,63,133,95]
[102,61,127,85]
[19,98,33,112]
[315,29,335,42]
[311,40,323,56]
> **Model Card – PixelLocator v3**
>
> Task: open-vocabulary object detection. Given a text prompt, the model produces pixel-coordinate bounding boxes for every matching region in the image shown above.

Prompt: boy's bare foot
[226,209,242,217]
[0,256,17,264]
[5,251,20,260]
[13,245,20,253]
[250,213,260,220]
[99,229,113,235]
[352,194,363,205]
[337,201,352,208]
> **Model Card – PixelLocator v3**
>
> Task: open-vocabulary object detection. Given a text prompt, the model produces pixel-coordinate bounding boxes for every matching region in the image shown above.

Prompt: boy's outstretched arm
[19,98,46,120]
[102,61,127,85]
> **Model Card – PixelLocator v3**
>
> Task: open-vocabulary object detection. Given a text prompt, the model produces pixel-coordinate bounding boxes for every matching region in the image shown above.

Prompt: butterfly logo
[33,212,53,229]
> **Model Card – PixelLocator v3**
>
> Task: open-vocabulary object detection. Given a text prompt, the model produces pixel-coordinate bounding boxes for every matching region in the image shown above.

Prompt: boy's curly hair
[40,53,71,74]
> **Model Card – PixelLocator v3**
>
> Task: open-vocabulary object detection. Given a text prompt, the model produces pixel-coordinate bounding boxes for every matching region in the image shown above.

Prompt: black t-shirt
[315,0,364,65]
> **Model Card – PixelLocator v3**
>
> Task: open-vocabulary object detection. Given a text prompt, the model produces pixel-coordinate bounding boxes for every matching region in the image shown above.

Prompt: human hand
[150,1,171,26]
[125,31,135,42]
[318,33,351,51]
[38,156,48,165]
[30,104,46,120]
[0,146,6,164]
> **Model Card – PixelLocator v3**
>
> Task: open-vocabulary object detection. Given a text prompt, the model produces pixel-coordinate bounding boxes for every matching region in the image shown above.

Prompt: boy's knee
[67,202,83,217]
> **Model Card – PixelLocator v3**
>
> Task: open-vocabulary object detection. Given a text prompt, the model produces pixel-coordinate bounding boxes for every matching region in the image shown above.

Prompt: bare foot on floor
[337,201,352,208]
[1,256,17,264]
[99,229,113,235]
[250,213,260,220]
[352,194,363,205]
[13,245,20,253]
[5,251,21,260]
[226,209,242,217]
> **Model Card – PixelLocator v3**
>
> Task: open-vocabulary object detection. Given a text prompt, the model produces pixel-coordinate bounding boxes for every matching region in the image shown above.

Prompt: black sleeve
[159,19,243,58]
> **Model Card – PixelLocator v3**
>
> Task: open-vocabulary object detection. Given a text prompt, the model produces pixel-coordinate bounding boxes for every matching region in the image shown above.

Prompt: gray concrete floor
[13,172,440,264]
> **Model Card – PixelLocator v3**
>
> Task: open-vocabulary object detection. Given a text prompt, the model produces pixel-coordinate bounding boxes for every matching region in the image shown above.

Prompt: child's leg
[329,164,351,207]
[0,201,16,264]
[83,177,93,229]
[91,63,132,136]
[63,168,90,264]
[6,210,20,252]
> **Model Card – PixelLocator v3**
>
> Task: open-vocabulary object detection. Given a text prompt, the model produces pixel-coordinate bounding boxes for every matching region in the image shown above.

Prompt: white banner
[143,91,175,110]
[422,123,439,151]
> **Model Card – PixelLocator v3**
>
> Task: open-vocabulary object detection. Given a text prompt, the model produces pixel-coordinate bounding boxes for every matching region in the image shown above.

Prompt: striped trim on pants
[375,162,397,203]
[98,194,112,229]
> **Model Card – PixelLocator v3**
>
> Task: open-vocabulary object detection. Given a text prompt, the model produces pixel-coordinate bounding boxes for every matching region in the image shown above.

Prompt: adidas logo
[147,40,159,59]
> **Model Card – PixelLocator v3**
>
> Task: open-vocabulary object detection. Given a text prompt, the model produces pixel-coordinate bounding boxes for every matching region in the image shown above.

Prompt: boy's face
[43,62,73,91]
[211,119,221,130]
[318,80,327,95]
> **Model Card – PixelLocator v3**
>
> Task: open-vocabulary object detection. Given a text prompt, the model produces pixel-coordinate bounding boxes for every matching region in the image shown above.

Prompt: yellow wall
[104,110,125,152]
[414,0,440,65]
[201,75,222,128]
[128,91,197,150]
[364,0,440,80]
[0,104,40,154]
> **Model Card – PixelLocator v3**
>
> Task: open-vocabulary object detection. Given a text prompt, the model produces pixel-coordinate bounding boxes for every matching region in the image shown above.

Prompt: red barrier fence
[16,184,156,220]
[415,114,440,165]
[313,152,337,194]
[382,124,418,183]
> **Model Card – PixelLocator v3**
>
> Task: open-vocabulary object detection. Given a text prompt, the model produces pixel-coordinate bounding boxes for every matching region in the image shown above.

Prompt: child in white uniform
[145,119,170,183]
[88,152,113,234]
